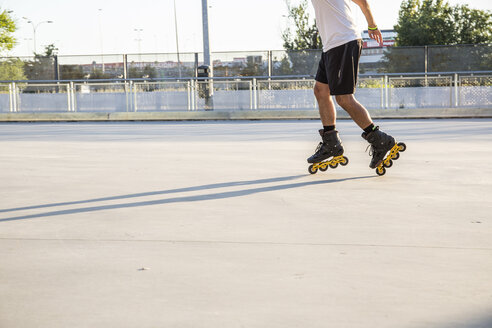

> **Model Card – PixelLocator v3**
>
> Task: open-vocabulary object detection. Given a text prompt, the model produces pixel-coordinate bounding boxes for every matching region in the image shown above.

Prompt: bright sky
[1,0,491,57]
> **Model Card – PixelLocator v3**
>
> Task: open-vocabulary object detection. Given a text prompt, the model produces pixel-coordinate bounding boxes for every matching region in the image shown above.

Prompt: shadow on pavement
[0,175,306,214]
[1,175,374,222]
[433,313,492,328]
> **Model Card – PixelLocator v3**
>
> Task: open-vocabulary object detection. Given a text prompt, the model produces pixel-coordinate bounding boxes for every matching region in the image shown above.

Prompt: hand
[368,28,383,45]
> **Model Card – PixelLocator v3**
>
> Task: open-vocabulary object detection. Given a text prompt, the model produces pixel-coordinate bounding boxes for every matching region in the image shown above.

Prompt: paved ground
[1,119,491,328]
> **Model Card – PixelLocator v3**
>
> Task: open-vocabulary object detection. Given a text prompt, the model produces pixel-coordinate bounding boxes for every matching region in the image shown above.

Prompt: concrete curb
[1,108,491,122]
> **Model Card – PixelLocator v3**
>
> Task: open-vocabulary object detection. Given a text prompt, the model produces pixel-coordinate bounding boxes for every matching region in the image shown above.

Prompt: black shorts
[315,39,363,95]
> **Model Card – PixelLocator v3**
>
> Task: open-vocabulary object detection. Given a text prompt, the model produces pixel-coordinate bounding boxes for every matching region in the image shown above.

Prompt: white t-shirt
[311,0,361,52]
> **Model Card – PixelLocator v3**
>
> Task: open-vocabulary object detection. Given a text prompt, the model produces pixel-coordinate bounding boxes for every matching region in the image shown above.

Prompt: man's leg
[325,40,400,170]
[314,81,336,127]
[335,94,373,130]
[307,81,344,164]
[336,94,397,169]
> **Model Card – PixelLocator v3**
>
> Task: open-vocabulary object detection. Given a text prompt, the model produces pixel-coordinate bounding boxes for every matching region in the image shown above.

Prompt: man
[307,0,398,170]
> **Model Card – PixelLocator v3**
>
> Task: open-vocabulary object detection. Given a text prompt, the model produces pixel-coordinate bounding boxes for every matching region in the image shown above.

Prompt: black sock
[363,124,376,134]
[323,125,335,133]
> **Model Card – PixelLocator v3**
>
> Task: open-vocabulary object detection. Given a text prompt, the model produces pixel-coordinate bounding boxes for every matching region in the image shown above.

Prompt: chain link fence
[388,76,453,108]
[459,74,492,107]
[257,79,315,109]
[1,44,490,81]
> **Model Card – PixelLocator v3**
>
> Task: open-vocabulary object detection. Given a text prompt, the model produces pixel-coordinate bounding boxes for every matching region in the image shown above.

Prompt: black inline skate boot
[307,129,344,164]
[362,126,396,169]
[307,130,349,174]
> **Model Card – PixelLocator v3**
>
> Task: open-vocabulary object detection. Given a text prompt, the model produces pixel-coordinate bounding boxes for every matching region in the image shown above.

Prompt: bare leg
[335,94,373,129]
[314,81,336,126]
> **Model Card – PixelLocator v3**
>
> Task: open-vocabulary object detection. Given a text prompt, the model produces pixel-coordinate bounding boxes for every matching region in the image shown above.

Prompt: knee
[335,95,354,109]
[314,83,330,100]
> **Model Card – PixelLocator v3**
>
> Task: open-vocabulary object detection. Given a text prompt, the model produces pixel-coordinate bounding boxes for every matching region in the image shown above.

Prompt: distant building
[360,29,396,72]
[362,29,396,49]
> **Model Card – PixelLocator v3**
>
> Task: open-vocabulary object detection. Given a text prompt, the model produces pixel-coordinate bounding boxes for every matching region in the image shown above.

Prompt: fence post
[66,83,71,112]
[424,46,428,74]
[380,77,384,109]
[384,75,389,109]
[252,78,258,110]
[54,55,60,80]
[249,80,253,110]
[8,83,13,112]
[12,82,17,112]
[454,73,459,107]
[133,82,138,112]
[186,80,191,111]
[124,80,130,112]
[194,53,199,78]
[123,54,128,80]
[70,81,76,112]
[268,51,272,78]
[189,80,194,111]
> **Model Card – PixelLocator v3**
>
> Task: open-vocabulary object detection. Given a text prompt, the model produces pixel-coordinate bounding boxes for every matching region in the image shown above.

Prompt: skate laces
[314,142,323,154]
[366,144,383,158]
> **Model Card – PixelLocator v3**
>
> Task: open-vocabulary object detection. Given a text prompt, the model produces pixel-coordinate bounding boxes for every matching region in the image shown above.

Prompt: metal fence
[1,72,491,113]
[1,44,490,82]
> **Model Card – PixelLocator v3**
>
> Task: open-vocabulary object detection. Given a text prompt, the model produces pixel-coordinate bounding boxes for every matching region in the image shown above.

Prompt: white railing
[0,74,491,113]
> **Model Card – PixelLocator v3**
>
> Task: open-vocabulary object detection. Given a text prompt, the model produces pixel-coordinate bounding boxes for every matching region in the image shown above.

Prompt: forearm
[352,0,377,27]
[352,0,383,44]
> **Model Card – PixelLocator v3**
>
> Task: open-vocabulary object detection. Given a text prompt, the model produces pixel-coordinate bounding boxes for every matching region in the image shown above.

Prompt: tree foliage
[382,0,492,73]
[282,0,321,51]
[24,44,58,80]
[0,8,16,53]
[395,0,492,46]
[0,58,26,81]
[280,0,322,76]
[240,56,267,76]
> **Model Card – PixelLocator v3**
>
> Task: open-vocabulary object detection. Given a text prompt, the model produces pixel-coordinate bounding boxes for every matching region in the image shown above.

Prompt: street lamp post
[201,0,213,110]
[22,17,53,54]
[174,0,182,78]
[201,0,211,66]
[134,28,143,62]
[98,9,105,73]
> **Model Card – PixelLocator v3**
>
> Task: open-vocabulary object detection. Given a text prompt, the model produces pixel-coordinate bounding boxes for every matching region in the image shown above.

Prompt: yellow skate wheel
[393,152,400,160]
[329,162,339,169]
[340,156,349,166]
[376,166,386,176]
[320,164,328,172]
[398,142,406,152]
[308,165,318,175]
[384,159,393,168]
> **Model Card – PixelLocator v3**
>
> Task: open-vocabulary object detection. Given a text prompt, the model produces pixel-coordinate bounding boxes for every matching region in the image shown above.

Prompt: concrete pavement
[1,119,491,328]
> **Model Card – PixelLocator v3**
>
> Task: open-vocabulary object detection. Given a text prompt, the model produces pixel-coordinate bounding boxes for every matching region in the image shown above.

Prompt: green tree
[275,56,294,75]
[128,65,155,79]
[282,0,321,50]
[383,0,492,73]
[42,44,58,57]
[453,5,492,45]
[0,58,27,80]
[142,65,157,78]
[89,67,112,79]
[24,44,58,80]
[0,8,16,53]
[60,65,85,80]
[394,0,492,46]
[280,1,322,76]
[240,56,266,76]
